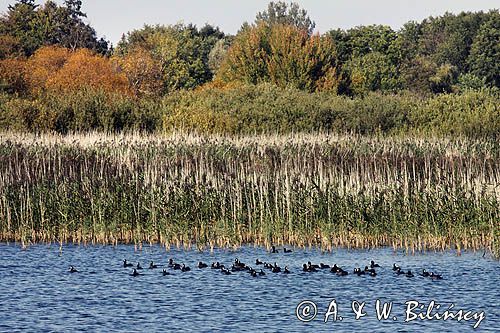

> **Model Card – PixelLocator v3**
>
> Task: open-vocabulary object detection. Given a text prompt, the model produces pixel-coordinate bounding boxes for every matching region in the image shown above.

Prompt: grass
[0,131,498,257]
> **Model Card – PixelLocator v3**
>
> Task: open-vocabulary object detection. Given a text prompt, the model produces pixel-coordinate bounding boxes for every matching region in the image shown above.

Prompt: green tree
[0,0,39,56]
[468,12,500,87]
[116,24,224,93]
[348,52,401,95]
[217,23,339,92]
[255,1,315,35]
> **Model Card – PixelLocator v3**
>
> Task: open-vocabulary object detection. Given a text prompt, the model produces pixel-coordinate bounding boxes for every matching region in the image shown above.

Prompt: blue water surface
[0,243,498,332]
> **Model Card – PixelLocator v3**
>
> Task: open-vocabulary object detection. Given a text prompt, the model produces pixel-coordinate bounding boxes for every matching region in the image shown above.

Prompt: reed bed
[0,131,498,257]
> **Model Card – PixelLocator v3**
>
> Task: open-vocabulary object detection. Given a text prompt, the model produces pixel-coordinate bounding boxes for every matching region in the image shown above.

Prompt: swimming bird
[251,270,258,277]
[198,261,208,269]
[393,263,400,271]
[255,259,264,265]
[123,259,133,268]
[149,261,158,269]
[162,269,170,276]
[395,267,405,275]
[264,262,273,269]
[354,268,365,276]
[181,264,191,272]
[221,268,232,275]
[136,263,143,270]
[234,258,246,268]
[430,272,443,280]
[303,264,317,272]
[284,266,290,274]
[172,263,181,270]
[330,264,340,273]
[370,260,380,268]
[406,270,414,278]
[271,246,279,253]
[131,269,141,277]
[420,269,430,277]
[211,262,221,269]
[69,266,78,273]
[284,248,292,253]
[320,263,330,269]
[308,262,320,269]
[364,266,376,274]
[369,271,377,277]
[168,259,175,268]
[272,263,281,273]
[336,269,348,276]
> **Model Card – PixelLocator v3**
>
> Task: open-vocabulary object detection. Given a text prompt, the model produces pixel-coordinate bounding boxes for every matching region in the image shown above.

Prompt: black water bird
[234,258,246,268]
[168,259,175,268]
[131,269,141,277]
[149,261,158,269]
[395,267,405,275]
[271,246,279,253]
[393,263,400,271]
[420,269,430,277]
[370,260,380,268]
[308,262,320,269]
[211,262,221,269]
[69,266,78,273]
[320,263,330,269]
[136,263,143,270]
[284,266,290,274]
[364,266,376,274]
[284,248,292,253]
[406,270,414,278]
[123,259,133,268]
[172,263,181,270]
[251,270,258,277]
[337,269,348,276]
[221,268,232,275]
[255,259,264,265]
[198,261,208,269]
[259,269,266,276]
[303,264,317,272]
[430,272,443,280]
[272,263,281,273]
[354,268,365,276]
[264,262,273,269]
[162,269,170,276]
[330,264,340,273]
[369,271,377,277]
[181,264,191,272]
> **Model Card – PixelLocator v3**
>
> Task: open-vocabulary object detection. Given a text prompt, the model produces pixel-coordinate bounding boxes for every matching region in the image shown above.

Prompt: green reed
[0,132,498,256]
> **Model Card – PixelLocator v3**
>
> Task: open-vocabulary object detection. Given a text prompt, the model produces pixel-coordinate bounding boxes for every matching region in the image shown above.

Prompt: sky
[0,0,499,45]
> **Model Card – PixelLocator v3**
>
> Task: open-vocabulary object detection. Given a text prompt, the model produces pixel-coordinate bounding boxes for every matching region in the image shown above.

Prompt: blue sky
[1,0,498,45]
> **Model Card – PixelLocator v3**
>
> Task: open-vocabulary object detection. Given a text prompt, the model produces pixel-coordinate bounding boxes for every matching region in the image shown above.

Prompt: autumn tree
[46,48,129,94]
[24,46,71,94]
[0,57,26,93]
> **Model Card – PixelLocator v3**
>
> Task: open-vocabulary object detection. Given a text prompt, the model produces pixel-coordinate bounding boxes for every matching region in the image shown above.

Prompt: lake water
[0,243,498,332]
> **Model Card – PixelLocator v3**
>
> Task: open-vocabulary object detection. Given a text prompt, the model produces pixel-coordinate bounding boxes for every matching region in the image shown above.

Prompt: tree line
[0,0,498,135]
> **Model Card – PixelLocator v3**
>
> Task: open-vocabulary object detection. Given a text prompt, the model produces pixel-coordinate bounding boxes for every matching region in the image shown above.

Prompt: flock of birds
[68,245,443,280]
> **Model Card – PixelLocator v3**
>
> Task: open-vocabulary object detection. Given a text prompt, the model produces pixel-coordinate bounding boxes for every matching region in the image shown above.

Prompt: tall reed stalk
[0,131,498,256]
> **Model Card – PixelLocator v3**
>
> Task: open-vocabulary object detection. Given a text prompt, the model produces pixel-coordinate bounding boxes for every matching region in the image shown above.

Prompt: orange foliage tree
[46,48,130,94]
[0,57,26,93]
[24,46,71,94]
